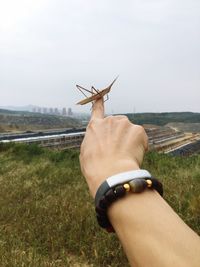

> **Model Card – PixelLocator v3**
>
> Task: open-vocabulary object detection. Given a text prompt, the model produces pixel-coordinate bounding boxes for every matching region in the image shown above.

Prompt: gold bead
[146,179,152,188]
[123,183,130,192]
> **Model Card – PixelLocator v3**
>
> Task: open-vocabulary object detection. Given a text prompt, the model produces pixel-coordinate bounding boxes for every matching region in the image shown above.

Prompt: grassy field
[0,143,199,266]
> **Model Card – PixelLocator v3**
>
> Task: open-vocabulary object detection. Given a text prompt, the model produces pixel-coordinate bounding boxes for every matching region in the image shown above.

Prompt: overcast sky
[0,0,200,114]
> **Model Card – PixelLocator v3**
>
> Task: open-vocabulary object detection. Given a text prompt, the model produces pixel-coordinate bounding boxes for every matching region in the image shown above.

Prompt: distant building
[54,108,59,115]
[32,107,36,113]
[49,108,53,114]
[43,107,47,114]
[68,108,73,116]
[62,107,67,116]
[37,107,41,113]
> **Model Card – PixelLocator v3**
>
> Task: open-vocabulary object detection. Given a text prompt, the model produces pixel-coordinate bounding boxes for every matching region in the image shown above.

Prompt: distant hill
[1,109,200,133]
[166,122,200,133]
[0,109,30,115]
[0,105,36,112]
[0,109,80,132]
[126,112,200,126]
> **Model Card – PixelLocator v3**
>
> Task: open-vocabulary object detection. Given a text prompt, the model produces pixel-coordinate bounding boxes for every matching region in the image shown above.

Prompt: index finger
[91,97,105,120]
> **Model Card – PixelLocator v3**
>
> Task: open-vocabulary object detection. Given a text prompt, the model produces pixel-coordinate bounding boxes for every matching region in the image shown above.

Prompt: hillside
[166,122,200,133]
[1,110,200,133]
[0,109,80,132]
[126,112,200,126]
[0,143,199,266]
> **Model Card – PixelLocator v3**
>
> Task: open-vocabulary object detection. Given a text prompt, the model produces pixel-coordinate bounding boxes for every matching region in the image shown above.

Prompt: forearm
[80,98,200,267]
[108,190,200,267]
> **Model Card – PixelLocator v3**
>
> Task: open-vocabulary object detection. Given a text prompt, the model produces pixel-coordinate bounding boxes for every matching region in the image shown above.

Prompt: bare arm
[109,190,200,267]
[79,98,200,267]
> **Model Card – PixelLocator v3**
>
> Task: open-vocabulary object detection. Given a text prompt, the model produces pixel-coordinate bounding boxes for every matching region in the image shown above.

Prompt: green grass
[0,143,199,266]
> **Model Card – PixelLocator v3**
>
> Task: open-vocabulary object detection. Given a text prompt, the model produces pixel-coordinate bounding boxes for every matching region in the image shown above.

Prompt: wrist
[88,159,140,197]
[107,190,160,231]
[94,171,163,232]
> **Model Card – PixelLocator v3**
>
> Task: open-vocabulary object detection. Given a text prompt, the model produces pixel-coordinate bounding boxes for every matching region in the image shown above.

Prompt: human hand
[79,98,148,197]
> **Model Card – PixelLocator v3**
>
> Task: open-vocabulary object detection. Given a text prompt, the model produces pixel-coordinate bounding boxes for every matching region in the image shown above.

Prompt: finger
[114,115,129,120]
[91,97,104,120]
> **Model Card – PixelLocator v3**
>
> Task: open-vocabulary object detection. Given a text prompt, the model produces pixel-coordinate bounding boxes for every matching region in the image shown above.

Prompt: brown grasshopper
[76,77,118,105]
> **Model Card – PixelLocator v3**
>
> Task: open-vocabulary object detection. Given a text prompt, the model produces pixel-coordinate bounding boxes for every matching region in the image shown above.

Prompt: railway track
[0,128,86,141]
[1,127,199,156]
[0,128,86,149]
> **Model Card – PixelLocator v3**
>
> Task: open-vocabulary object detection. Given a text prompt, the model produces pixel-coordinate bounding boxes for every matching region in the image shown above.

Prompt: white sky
[0,0,200,113]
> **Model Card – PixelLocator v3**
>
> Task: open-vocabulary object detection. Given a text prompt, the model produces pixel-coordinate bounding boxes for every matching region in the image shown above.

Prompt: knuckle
[131,125,147,140]
[105,115,113,120]
[124,117,131,124]
[144,131,148,142]
[104,115,114,123]
[87,119,97,130]
[87,118,101,129]
[121,115,129,121]
[120,118,131,128]
[87,119,95,129]
[135,125,145,134]
[115,115,128,120]
[143,133,149,149]
[134,125,149,148]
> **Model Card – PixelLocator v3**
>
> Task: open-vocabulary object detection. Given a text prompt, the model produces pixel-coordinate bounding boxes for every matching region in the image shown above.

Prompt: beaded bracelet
[95,177,163,233]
